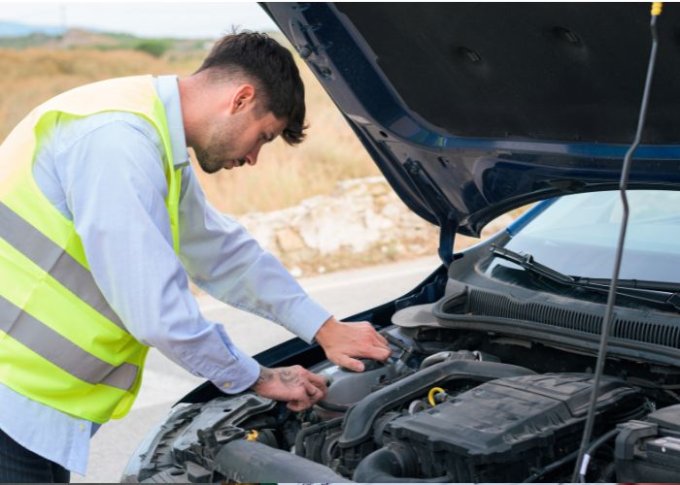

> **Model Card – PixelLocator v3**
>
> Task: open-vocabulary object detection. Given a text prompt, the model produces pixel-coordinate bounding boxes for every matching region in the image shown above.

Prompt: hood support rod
[404,159,457,267]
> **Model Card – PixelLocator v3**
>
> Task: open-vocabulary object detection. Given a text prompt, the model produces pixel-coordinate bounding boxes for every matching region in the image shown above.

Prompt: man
[0,32,391,482]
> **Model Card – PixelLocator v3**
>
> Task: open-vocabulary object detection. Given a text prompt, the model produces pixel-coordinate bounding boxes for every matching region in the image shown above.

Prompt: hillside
[0,20,66,39]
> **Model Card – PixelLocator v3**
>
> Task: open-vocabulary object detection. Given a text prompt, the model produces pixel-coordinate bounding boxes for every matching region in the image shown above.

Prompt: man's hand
[250,365,328,411]
[314,317,392,372]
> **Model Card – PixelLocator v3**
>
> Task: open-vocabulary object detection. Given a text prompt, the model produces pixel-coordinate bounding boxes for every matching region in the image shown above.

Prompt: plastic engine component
[384,373,644,482]
[339,359,535,448]
[616,404,680,482]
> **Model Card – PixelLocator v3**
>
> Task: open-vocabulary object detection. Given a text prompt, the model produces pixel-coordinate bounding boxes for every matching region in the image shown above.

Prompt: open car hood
[262,3,680,242]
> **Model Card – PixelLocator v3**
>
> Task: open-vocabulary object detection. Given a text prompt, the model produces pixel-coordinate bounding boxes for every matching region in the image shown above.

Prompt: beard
[194,145,227,174]
[193,117,244,174]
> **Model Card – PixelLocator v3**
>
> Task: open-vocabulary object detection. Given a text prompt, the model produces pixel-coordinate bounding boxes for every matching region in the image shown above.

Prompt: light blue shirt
[0,76,330,474]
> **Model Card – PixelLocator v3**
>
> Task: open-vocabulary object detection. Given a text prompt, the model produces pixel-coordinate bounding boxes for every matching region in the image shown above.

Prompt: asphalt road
[72,255,441,483]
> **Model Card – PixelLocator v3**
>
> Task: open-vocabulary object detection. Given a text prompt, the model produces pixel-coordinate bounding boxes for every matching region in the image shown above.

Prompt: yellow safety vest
[0,75,182,424]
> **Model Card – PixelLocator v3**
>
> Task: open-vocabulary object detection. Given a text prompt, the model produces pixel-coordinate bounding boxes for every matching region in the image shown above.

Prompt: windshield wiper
[490,245,680,312]
[575,277,680,293]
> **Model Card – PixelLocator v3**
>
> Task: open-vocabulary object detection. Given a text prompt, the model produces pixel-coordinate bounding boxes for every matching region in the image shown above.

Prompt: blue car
[123,3,680,483]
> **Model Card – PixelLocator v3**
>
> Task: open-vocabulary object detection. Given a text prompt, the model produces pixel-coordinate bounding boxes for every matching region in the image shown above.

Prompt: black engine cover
[386,373,643,481]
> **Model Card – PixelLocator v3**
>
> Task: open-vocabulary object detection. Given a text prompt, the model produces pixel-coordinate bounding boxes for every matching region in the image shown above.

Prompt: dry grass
[0,49,177,134]
[0,45,378,214]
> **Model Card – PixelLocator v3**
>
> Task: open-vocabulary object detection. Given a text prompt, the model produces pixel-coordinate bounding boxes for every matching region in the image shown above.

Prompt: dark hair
[196,32,306,145]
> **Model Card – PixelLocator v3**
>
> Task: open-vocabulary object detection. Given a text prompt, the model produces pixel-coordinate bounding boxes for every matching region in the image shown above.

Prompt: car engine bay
[126,306,680,483]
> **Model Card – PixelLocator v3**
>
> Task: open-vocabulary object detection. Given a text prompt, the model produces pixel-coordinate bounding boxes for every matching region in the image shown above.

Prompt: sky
[0,1,279,38]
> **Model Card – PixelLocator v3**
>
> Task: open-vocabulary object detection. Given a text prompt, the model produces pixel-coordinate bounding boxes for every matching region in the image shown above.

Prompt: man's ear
[230,84,256,114]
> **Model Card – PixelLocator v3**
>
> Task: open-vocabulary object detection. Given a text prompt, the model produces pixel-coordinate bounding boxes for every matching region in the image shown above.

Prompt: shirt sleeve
[178,168,332,344]
[56,116,260,393]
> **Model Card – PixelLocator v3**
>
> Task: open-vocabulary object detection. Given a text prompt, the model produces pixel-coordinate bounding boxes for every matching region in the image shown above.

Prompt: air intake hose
[353,442,449,483]
[214,439,351,483]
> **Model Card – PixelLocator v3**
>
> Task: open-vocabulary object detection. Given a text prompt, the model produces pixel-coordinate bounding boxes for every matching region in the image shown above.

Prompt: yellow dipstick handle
[427,387,446,407]
[651,2,663,16]
[246,429,259,441]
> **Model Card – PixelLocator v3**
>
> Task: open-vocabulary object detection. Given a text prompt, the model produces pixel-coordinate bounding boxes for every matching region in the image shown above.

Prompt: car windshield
[497,190,680,285]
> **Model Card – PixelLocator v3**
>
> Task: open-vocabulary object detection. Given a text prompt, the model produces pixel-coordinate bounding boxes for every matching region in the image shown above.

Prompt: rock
[289,267,303,278]
[275,227,306,252]
[229,176,518,277]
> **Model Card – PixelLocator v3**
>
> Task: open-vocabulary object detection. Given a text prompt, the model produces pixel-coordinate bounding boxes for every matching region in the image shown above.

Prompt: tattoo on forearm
[253,366,301,389]
[278,369,299,387]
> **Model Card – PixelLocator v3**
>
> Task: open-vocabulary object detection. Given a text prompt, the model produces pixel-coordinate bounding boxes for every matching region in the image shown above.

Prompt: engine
[126,325,680,483]
[353,373,643,482]
[291,351,646,482]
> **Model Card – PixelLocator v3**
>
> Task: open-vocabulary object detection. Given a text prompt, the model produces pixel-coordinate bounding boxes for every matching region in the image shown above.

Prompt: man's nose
[246,146,261,166]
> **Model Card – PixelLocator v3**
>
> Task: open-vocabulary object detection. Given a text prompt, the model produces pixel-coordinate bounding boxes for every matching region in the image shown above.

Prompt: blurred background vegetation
[0,29,380,214]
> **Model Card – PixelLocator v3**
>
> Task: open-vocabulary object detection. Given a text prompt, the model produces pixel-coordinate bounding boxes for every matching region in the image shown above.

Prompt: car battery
[616,404,680,481]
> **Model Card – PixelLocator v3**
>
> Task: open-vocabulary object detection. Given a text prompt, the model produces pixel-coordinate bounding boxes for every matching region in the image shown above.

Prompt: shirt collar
[154,75,190,168]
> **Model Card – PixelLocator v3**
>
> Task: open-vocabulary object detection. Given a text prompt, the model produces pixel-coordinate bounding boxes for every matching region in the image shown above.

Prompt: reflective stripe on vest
[0,296,138,390]
[0,201,126,330]
[0,75,181,423]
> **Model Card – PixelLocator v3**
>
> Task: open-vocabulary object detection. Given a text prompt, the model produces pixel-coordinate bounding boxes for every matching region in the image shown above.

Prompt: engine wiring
[571,2,664,482]
[625,376,680,402]
[578,428,621,482]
